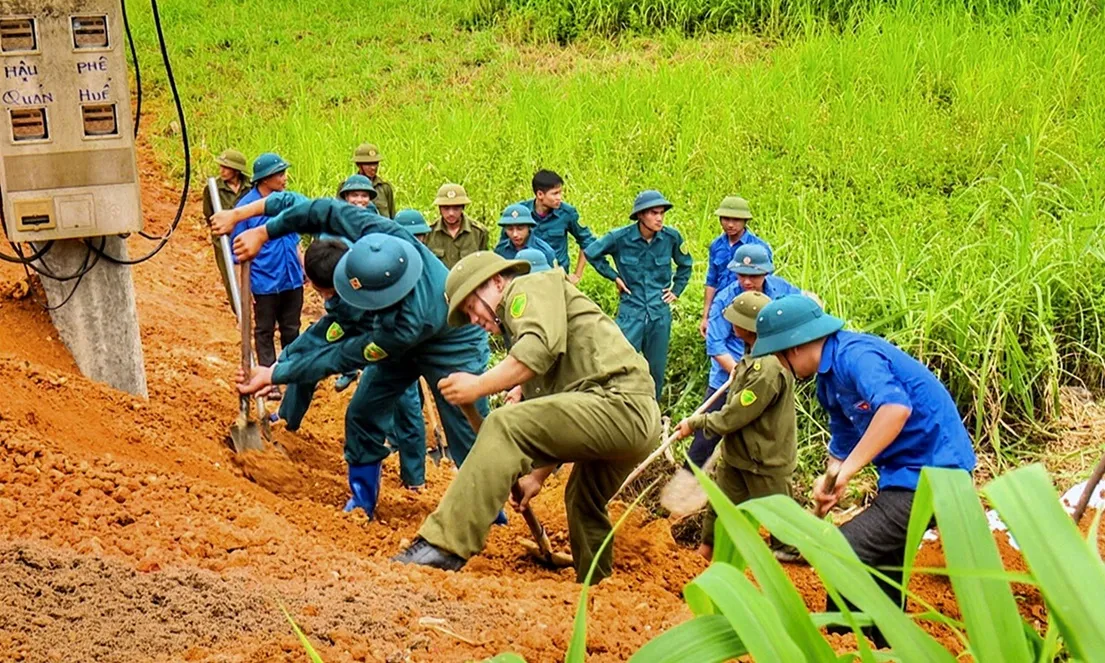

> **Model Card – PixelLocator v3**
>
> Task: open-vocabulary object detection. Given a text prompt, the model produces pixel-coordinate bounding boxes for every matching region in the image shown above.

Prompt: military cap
[729,244,774,276]
[444,252,530,327]
[339,174,379,200]
[630,189,674,220]
[434,183,472,207]
[515,248,551,273]
[215,149,249,175]
[724,291,771,332]
[352,143,383,164]
[751,295,844,357]
[715,196,752,220]
[334,233,423,311]
[395,209,432,235]
[498,204,536,227]
[251,152,290,184]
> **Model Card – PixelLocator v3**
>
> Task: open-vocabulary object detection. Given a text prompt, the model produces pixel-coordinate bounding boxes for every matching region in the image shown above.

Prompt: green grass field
[128,0,1105,481]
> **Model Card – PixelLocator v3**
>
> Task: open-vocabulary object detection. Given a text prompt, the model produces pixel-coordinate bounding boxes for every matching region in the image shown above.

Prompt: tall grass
[128,1,1105,475]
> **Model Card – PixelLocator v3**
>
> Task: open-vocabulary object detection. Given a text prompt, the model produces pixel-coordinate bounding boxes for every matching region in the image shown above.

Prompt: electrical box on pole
[0,0,142,242]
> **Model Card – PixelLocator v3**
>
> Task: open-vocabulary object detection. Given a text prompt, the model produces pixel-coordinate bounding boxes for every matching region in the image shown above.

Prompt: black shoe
[772,544,804,564]
[392,538,466,572]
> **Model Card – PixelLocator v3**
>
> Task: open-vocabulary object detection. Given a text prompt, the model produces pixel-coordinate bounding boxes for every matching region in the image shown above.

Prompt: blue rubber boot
[493,509,508,526]
[335,371,359,393]
[343,461,383,518]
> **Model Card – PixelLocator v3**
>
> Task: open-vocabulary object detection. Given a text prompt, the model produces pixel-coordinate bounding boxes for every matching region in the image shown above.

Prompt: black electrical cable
[14,236,102,282]
[0,239,54,264]
[120,0,143,138]
[18,237,105,311]
[90,0,190,263]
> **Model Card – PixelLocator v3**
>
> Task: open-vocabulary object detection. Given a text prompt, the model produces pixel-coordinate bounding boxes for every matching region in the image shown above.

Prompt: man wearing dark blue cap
[493,204,557,269]
[213,196,492,519]
[231,152,304,402]
[584,190,693,400]
[751,294,976,646]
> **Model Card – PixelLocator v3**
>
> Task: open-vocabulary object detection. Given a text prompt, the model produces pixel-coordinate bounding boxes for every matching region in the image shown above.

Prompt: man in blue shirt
[585,190,694,401]
[699,196,773,338]
[493,204,558,268]
[231,153,304,402]
[513,170,597,283]
[751,295,976,646]
[685,244,801,469]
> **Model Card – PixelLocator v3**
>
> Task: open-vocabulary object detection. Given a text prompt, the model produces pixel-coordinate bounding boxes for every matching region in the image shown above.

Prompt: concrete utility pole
[0,3,148,397]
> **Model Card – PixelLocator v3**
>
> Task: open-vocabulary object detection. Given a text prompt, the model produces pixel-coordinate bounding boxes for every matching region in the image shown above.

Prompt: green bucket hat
[434,183,471,207]
[353,143,383,164]
[498,204,536,227]
[445,251,530,327]
[750,295,844,358]
[251,152,290,184]
[724,291,771,332]
[729,244,774,276]
[395,209,431,235]
[339,174,378,200]
[715,196,752,220]
[333,233,423,311]
[215,149,249,175]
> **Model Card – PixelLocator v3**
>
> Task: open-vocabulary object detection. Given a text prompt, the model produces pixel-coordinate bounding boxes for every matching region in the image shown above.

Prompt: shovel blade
[519,538,574,568]
[229,421,265,453]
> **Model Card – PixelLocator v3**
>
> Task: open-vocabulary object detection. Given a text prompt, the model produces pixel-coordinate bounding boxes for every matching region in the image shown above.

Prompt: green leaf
[277,601,325,663]
[985,464,1105,660]
[566,480,657,663]
[737,495,957,661]
[683,563,805,661]
[688,462,838,660]
[484,655,528,663]
[630,615,747,663]
[811,611,875,629]
[904,468,1030,662]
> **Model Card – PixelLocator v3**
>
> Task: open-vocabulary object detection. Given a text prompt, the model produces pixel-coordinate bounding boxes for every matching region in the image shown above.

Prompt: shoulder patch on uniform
[326,322,344,343]
[739,389,758,407]
[363,342,388,362]
[510,293,527,319]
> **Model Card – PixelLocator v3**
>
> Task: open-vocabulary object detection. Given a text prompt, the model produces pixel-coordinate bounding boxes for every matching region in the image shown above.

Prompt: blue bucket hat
[339,174,378,200]
[498,204,536,227]
[729,244,774,275]
[333,233,423,311]
[251,152,290,184]
[750,295,844,357]
[395,209,431,236]
[515,248,551,273]
[630,190,674,220]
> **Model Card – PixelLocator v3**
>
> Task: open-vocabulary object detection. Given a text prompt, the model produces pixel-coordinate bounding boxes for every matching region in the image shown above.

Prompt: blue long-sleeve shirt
[584,223,694,319]
[705,276,800,389]
[705,230,773,292]
[231,188,304,295]
[817,331,976,490]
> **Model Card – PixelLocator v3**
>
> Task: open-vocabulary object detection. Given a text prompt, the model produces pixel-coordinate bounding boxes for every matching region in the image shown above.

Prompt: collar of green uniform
[436,214,473,235]
[631,222,660,242]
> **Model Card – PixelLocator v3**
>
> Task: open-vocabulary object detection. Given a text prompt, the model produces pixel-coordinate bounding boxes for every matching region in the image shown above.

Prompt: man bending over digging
[394,251,661,582]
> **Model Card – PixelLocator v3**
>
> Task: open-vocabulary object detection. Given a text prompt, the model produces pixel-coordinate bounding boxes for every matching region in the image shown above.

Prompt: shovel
[229,260,266,453]
[209,178,270,451]
[459,403,574,569]
[420,377,449,465]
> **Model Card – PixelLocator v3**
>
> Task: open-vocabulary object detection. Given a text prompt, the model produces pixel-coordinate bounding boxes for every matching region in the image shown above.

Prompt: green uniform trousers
[615,310,671,401]
[419,388,660,583]
[701,461,792,547]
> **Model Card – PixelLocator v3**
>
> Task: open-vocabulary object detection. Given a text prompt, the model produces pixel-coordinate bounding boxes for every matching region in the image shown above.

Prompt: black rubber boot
[392,538,466,572]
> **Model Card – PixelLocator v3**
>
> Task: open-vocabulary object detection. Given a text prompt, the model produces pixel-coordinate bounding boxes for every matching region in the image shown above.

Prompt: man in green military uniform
[669,291,798,561]
[394,252,661,582]
[202,149,251,309]
[425,183,489,269]
[352,143,395,219]
[584,190,693,400]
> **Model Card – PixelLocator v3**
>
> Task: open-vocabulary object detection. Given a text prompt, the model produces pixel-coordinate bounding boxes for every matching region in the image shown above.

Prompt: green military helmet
[352,143,383,164]
[215,148,249,176]
[498,203,536,227]
[434,183,471,207]
[715,196,752,220]
[751,295,844,357]
[729,244,774,275]
[724,291,771,332]
[334,233,423,311]
[251,152,290,184]
[395,209,431,235]
[445,251,530,327]
[339,174,379,200]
